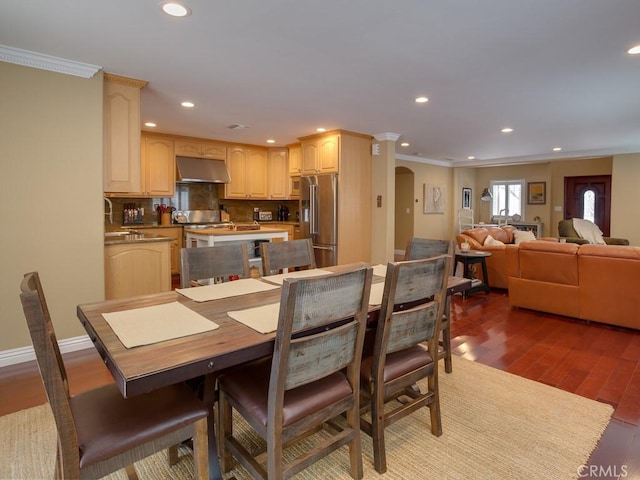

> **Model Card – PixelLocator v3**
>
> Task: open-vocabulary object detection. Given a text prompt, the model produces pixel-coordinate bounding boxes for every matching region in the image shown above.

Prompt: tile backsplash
[105,183,298,228]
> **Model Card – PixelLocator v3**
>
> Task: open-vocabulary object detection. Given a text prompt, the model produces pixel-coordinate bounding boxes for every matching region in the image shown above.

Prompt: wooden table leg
[202,373,223,480]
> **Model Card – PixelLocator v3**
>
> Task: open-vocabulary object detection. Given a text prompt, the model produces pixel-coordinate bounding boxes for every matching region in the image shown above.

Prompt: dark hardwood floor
[2,288,639,479]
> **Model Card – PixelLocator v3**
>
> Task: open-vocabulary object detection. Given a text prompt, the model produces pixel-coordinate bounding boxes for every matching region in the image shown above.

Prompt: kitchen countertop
[184,227,289,236]
[104,232,173,245]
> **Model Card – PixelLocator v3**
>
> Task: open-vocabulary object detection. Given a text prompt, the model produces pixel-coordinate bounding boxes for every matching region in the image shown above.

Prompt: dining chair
[180,243,251,287]
[216,264,373,479]
[19,272,209,480]
[404,237,456,373]
[261,238,316,276]
[359,255,450,474]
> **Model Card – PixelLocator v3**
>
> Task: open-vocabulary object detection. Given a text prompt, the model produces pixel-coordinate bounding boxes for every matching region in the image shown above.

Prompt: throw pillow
[513,229,537,245]
[484,235,505,246]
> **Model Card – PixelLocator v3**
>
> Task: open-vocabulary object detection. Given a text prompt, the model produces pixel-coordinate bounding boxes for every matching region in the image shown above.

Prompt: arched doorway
[395,166,415,256]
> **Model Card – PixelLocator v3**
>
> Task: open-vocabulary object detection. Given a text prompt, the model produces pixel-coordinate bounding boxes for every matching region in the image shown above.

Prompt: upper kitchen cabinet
[103,73,148,194]
[141,133,175,197]
[268,148,289,200]
[175,139,226,159]
[301,133,339,174]
[225,146,268,199]
[288,143,302,175]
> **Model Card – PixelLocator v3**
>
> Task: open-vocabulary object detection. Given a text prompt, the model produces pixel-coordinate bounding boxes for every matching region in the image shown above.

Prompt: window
[583,190,595,222]
[490,179,524,220]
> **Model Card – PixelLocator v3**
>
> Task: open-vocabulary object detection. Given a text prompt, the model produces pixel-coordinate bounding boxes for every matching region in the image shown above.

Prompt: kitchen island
[184,227,289,274]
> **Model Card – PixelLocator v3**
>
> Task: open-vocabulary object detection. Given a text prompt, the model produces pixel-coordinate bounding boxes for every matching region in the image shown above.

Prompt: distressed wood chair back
[261,238,316,276]
[180,243,250,287]
[404,237,453,260]
[274,264,372,391]
[403,237,456,372]
[19,272,79,471]
[20,272,209,479]
[376,256,449,359]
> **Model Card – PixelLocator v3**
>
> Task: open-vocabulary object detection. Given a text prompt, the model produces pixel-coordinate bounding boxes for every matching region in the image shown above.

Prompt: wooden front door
[564,175,611,236]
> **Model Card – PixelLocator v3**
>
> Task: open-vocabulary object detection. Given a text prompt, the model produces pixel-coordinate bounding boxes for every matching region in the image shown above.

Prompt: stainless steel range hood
[176,156,231,183]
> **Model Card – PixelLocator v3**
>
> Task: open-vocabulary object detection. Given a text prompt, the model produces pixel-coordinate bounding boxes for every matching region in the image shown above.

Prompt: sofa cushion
[484,235,505,246]
[517,241,580,285]
[513,229,536,244]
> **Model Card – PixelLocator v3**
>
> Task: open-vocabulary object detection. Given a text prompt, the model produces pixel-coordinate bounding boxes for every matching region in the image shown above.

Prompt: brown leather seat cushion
[70,382,208,468]
[218,357,353,427]
[360,344,434,384]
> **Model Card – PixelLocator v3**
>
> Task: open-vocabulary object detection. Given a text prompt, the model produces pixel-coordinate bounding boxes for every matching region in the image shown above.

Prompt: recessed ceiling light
[400,142,410,147]
[144,122,157,128]
[162,2,191,17]
[181,101,195,108]
[414,96,429,103]
[266,139,275,144]
[501,127,514,133]
[553,147,562,151]
[467,156,475,160]
[316,127,326,133]
[627,45,640,55]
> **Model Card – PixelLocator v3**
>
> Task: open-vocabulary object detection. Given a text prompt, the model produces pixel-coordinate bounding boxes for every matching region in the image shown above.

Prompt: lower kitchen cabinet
[104,241,171,299]
[141,227,183,274]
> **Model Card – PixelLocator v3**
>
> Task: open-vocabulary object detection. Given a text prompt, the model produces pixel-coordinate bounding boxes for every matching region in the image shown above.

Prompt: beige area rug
[0,356,612,480]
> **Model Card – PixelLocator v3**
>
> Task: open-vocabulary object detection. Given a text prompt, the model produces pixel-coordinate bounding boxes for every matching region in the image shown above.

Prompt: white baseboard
[0,335,93,368]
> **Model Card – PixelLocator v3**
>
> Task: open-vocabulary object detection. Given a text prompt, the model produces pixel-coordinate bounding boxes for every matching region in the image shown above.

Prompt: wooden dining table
[77,266,470,480]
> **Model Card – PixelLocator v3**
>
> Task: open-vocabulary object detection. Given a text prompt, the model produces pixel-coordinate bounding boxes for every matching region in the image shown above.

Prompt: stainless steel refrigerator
[300,174,338,267]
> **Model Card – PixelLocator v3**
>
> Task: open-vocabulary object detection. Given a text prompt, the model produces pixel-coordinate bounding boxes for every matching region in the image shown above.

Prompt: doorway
[395,167,414,255]
[564,175,612,236]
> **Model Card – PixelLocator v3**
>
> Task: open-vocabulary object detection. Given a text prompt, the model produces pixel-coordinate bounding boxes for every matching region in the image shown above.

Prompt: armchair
[558,219,629,245]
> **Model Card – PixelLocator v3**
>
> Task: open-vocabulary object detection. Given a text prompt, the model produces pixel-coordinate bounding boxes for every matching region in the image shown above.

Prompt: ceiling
[2,0,640,167]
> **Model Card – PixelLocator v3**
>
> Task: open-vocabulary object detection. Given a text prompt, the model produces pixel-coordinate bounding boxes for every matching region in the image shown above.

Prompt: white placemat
[261,268,332,285]
[102,302,219,348]
[372,264,387,277]
[227,302,281,334]
[176,278,279,302]
[369,282,385,306]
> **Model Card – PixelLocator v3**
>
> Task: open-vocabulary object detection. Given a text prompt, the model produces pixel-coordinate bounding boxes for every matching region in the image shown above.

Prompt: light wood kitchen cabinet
[141,134,175,197]
[225,146,268,199]
[175,140,226,159]
[103,73,148,193]
[141,227,183,275]
[301,133,339,174]
[104,241,171,299]
[268,148,288,200]
[267,223,295,239]
[288,143,302,174]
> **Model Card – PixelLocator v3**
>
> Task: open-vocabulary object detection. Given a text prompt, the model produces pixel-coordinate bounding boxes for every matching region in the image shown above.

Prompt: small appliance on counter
[123,203,144,225]
[258,211,273,221]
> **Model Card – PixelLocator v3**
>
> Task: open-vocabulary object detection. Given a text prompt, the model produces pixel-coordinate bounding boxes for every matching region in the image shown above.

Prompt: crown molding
[0,44,101,78]
[373,132,401,142]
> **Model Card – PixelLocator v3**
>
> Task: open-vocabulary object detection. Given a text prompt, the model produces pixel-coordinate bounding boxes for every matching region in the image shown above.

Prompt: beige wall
[394,167,414,251]
[395,160,454,240]
[611,153,640,245]
[0,62,104,351]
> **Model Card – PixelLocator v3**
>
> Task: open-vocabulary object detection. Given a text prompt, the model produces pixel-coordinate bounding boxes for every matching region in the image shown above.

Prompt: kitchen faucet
[104,197,113,224]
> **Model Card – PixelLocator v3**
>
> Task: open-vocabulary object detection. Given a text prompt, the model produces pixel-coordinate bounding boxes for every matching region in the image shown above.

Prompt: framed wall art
[424,183,445,214]
[527,181,546,205]
[462,187,472,209]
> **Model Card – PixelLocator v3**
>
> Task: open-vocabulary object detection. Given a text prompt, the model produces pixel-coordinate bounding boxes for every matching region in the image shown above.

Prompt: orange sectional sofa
[506,241,640,330]
[456,226,517,289]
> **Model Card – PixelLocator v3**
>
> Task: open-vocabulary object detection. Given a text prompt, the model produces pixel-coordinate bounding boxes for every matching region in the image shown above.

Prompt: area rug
[0,356,612,480]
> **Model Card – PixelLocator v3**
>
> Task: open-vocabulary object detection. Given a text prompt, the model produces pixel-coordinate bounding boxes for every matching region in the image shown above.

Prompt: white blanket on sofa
[572,218,606,244]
